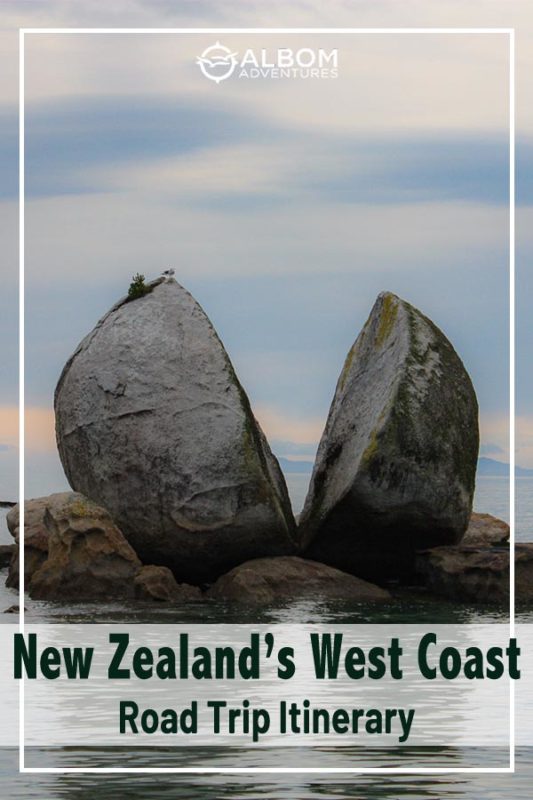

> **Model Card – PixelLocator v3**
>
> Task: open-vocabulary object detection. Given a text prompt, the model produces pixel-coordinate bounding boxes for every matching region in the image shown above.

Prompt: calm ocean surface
[0,475,532,797]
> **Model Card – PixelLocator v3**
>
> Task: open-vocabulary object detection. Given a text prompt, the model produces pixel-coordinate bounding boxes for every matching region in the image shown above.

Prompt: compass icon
[196,42,239,84]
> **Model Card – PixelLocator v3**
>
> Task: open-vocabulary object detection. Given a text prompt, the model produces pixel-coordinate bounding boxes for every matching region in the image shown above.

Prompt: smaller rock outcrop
[207,556,391,604]
[300,292,479,581]
[416,545,509,603]
[28,493,141,600]
[416,542,533,604]
[134,565,201,602]
[6,493,69,588]
[3,605,24,614]
[6,493,207,604]
[415,508,531,604]
[462,512,509,547]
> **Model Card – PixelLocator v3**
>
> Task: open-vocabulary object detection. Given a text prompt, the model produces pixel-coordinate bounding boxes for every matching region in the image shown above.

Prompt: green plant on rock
[128,273,149,300]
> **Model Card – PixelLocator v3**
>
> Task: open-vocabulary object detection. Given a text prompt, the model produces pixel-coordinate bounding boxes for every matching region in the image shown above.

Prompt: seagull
[161,268,175,280]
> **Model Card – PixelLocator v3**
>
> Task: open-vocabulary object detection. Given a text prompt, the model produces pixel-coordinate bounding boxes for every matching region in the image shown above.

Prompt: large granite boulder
[207,556,391,604]
[28,493,142,600]
[300,292,479,581]
[55,278,296,583]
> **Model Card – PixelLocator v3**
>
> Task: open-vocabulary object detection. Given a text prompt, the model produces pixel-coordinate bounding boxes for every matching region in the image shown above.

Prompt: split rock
[54,278,296,583]
[300,292,479,581]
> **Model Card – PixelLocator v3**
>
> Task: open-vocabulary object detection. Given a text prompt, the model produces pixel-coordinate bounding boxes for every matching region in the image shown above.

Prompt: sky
[1,0,532,500]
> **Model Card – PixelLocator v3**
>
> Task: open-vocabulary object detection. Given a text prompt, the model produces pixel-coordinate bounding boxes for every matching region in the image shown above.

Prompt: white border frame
[18,26,516,776]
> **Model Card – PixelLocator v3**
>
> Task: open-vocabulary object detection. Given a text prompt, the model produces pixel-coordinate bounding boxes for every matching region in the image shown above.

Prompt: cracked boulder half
[299,292,479,581]
[55,278,296,583]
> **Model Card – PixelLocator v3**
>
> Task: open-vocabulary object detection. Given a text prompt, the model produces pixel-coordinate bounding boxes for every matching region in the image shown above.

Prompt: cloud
[22,192,510,286]
[0,405,56,452]
[254,405,324,445]
[93,131,525,207]
[477,414,533,470]
[5,90,527,205]
[479,413,510,462]
[516,415,533,470]
[2,1,532,134]
[17,24,511,137]
[16,94,282,199]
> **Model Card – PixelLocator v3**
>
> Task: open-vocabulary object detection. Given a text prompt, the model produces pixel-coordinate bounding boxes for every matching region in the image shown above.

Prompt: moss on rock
[299,291,479,582]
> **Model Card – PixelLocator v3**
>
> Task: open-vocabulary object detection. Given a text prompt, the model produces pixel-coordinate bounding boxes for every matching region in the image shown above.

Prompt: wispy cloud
[18,95,277,199]
[18,25,511,136]
[6,92,526,205]
[94,132,525,207]
[0,405,56,452]
[254,404,324,445]
[22,192,510,285]
[516,416,533,470]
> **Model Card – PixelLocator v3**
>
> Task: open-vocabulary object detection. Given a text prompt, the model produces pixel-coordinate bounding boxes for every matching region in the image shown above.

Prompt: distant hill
[477,457,533,477]
[477,457,509,476]
[278,457,313,474]
[278,455,533,477]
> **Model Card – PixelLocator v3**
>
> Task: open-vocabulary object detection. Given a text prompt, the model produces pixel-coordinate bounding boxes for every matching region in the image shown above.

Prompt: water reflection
[0,746,526,800]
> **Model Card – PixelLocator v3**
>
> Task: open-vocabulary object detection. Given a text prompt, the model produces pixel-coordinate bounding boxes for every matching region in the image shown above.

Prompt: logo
[196,42,239,84]
[196,43,338,83]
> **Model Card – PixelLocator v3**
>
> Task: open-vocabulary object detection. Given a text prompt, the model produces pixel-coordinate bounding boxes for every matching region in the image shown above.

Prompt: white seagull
[161,268,175,279]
